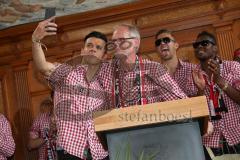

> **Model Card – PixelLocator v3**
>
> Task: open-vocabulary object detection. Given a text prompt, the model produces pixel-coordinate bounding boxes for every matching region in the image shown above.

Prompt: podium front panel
[106,121,205,160]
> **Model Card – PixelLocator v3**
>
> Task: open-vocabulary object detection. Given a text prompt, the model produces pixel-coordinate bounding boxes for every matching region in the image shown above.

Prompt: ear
[174,42,179,50]
[213,45,218,51]
[134,38,140,47]
[213,45,218,55]
[134,38,140,52]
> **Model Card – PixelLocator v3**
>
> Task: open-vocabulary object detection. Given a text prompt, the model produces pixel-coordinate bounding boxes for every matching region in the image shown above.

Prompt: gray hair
[115,24,140,40]
[115,24,141,52]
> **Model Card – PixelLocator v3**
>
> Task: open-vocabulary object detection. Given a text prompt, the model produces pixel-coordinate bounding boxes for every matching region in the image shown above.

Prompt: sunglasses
[192,40,215,49]
[155,37,175,47]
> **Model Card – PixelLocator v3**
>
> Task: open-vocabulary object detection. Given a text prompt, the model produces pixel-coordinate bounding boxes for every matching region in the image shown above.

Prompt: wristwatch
[222,82,228,91]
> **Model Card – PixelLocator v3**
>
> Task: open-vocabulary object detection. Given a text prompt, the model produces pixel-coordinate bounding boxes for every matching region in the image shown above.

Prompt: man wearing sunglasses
[98,24,187,109]
[155,29,215,156]
[192,31,240,158]
[155,29,199,97]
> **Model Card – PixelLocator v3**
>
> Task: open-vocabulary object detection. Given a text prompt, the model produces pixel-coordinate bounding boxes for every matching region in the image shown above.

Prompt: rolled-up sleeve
[0,115,15,158]
[45,63,72,89]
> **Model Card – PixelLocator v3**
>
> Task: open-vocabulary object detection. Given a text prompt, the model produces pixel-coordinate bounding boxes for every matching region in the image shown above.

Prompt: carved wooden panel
[232,19,240,50]
[31,94,51,119]
[215,25,235,60]
[137,3,214,28]
[28,62,49,93]
[0,82,4,114]
[14,70,38,160]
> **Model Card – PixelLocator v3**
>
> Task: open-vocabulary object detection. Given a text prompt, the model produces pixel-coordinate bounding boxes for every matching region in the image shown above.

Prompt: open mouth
[197,49,205,55]
[161,48,169,52]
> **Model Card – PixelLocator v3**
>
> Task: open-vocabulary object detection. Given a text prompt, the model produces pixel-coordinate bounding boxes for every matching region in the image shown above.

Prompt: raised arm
[32,17,57,77]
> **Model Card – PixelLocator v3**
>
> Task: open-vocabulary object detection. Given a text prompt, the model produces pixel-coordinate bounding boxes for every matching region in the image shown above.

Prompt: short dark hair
[197,31,216,44]
[155,29,173,39]
[84,31,108,43]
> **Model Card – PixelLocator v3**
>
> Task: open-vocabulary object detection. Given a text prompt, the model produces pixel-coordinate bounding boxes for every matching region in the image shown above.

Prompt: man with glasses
[99,24,187,109]
[32,17,109,160]
[233,48,240,63]
[191,31,240,158]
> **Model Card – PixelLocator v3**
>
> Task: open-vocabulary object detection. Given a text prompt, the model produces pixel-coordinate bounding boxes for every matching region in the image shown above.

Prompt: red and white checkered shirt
[202,61,240,148]
[171,60,198,97]
[29,113,56,160]
[98,57,187,107]
[175,61,240,148]
[0,114,15,160]
[47,64,109,160]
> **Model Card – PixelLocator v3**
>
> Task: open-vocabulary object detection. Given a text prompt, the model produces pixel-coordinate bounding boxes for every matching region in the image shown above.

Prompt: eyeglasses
[155,37,175,47]
[192,40,215,49]
[107,37,136,51]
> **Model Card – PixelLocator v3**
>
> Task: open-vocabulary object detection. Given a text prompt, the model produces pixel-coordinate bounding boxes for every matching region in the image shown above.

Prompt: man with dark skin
[192,31,240,158]
[155,29,213,137]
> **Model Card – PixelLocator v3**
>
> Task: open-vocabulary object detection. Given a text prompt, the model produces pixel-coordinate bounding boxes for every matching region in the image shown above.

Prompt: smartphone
[45,7,56,20]
[44,7,57,42]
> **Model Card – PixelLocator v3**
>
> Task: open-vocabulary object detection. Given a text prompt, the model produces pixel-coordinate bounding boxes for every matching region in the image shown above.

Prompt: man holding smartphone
[191,31,240,159]
[31,17,109,160]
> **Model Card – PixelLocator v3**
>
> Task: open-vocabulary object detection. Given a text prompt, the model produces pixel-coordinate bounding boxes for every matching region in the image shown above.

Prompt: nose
[197,44,204,49]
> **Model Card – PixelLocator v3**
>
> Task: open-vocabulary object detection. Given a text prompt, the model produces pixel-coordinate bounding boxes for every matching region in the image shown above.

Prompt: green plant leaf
[148,150,160,160]
[138,150,145,160]
[125,140,132,160]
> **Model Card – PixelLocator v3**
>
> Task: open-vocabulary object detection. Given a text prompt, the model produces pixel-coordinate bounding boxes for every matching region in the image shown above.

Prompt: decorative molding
[137,3,214,27]
[0,0,239,66]
[14,70,38,159]
[215,25,235,60]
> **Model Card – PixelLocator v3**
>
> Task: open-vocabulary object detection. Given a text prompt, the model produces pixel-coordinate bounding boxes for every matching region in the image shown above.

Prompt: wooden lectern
[94,96,209,160]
